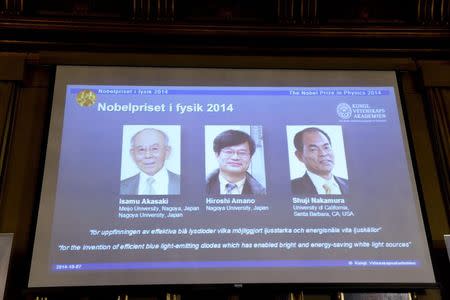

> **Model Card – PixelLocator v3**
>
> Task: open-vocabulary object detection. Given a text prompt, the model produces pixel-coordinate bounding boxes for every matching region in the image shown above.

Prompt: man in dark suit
[206,130,266,195]
[120,128,180,195]
[291,127,349,195]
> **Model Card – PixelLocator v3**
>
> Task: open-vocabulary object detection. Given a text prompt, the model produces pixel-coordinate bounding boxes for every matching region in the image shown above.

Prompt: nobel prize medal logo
[337,103,352,119]
[76,90,97,107]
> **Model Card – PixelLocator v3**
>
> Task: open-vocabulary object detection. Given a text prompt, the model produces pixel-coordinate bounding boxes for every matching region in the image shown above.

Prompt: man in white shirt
[206,130,266,195]
[291,127,349,195]
[120,128,180,195]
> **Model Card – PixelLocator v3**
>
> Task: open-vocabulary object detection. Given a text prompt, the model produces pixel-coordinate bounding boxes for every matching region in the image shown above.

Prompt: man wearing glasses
[206,130,266,195]
[120,128,180,195]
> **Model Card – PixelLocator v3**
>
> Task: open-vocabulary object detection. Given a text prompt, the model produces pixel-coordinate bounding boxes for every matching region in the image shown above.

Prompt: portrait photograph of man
[205,126,266,195]
[120,125,181,195]
[287,126,349,195]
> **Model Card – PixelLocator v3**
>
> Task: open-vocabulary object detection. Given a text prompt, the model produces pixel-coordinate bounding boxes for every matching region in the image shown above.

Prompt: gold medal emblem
[76,90,97,107]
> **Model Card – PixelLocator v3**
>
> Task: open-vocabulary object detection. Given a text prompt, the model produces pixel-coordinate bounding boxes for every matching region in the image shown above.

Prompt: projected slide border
[28,67,435,287]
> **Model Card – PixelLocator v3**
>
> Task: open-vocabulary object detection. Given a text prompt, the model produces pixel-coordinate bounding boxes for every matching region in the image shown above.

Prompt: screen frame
[26,64,438,292]
[394,71,438,281]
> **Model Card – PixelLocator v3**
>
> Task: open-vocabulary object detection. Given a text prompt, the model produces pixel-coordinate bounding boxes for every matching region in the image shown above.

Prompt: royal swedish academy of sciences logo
[76,90,97,107]
[336,103,352,119]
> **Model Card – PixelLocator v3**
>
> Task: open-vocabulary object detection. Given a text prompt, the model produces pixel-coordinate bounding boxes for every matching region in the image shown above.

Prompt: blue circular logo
[337,103,352,119]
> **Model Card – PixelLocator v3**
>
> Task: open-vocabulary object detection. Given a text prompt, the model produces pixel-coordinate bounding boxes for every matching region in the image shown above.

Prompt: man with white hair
[120,128,180,195]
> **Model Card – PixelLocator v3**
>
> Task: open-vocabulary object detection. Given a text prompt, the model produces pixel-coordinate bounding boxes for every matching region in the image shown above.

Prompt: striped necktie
[225,183,237,194]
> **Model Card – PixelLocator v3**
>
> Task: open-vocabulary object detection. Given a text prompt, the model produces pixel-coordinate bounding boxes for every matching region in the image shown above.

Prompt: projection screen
[28,66,435,287]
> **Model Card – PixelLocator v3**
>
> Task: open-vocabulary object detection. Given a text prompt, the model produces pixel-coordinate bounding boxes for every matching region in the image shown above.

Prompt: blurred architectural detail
[278,0,318,24]
[417,0,450,25]
[130,0,174,21]
[131,0,153,20]
[0,0,23,15]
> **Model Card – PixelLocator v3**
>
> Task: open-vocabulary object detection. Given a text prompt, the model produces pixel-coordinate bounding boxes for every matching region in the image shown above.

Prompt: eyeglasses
[133,146,163,156]
[220,148,250,159]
